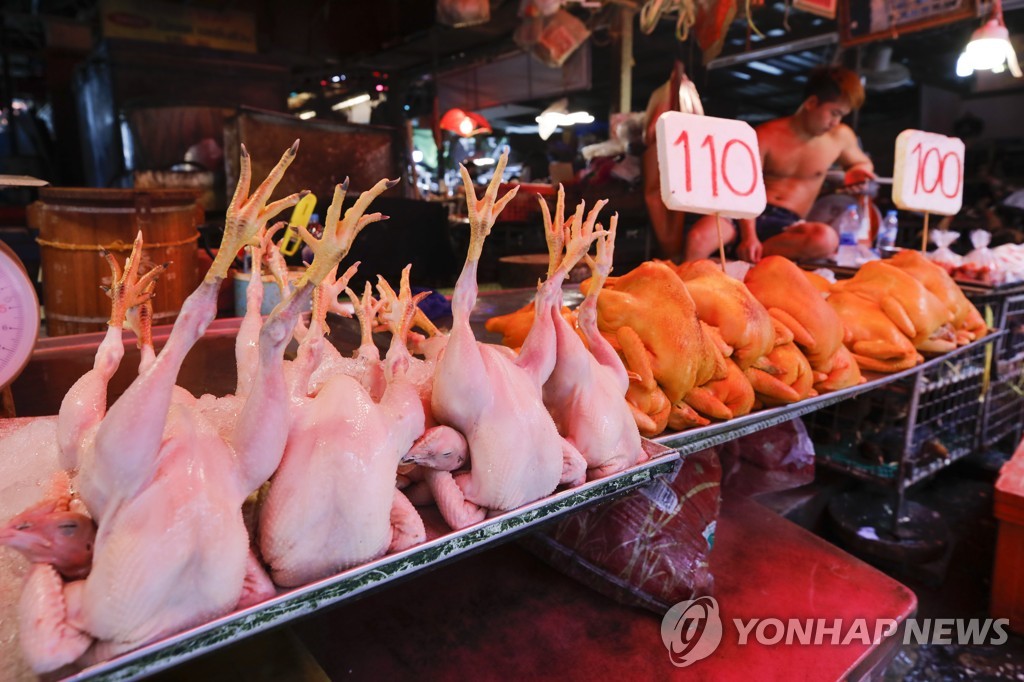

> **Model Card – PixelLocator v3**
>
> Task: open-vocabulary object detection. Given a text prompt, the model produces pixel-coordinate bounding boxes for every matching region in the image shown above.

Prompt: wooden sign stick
[714,212,726,269]
[921,212,930,252]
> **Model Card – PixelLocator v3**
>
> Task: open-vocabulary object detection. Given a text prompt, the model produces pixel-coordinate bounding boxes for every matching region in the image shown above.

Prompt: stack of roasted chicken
[490,230,989,439]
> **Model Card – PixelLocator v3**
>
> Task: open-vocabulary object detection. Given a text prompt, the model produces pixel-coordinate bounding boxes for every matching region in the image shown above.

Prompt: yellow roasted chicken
[744,256,845,372]
[827,290,923,373]
[888,250,987,344]
[581,260,726,406]
[485,301,578,351]
[673,260,775,371]
[832,261,956,353]
[745,340,818,407]
[682,358,756,421]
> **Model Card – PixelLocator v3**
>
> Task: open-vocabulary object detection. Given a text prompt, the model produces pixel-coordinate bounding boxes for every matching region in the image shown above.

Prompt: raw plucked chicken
[537,188,645,479]
[3,145,330,673]
[416,153,596,530]
[258,189,429,584]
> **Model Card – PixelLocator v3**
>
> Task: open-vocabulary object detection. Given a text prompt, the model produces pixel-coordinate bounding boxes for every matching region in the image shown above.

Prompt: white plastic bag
[928,230,962,270]
[964,230,998,269]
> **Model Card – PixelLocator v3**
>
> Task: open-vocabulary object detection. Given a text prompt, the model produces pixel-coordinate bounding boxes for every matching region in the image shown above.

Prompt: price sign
[892,130,965,215]
[656,111,766,219]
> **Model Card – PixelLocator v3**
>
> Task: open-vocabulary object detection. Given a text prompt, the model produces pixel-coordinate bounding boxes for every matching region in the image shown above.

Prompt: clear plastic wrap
[520,447,721,613]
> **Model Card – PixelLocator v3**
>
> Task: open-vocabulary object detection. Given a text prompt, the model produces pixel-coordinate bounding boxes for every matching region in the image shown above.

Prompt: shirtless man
[684,66,875,263]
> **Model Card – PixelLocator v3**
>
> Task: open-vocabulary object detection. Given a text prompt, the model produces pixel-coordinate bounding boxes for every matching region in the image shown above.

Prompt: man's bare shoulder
[829,122,859,146]
[755,117,790,135]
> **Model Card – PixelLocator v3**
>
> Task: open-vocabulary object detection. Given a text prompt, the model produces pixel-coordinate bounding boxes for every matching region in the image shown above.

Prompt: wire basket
[963,284,1024,363]
[806,341,991,486]
[1001,292,1024,361]
[981,355,1024,450]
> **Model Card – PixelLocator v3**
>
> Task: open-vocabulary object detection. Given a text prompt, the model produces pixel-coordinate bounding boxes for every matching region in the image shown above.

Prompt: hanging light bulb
[957,0,1022,78]
[535,98,595,140]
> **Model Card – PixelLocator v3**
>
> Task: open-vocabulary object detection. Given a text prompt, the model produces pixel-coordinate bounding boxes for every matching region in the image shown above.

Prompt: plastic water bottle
[835,205,860,267]
[875,210,899,256]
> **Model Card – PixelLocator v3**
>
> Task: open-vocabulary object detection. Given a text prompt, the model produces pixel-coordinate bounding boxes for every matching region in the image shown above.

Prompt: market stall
[3,0,1024,680]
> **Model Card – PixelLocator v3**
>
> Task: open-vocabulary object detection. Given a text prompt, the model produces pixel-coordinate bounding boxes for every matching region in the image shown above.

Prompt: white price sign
[892,130,965,215]
[656,112,767,219]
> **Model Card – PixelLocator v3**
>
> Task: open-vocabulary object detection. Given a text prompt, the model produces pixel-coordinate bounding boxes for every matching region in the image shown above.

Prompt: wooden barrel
[29,188,202,336]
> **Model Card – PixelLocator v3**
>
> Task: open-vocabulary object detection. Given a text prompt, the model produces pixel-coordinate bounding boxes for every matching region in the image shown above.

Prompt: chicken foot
[58,233,167,471]
[208,141,307,281]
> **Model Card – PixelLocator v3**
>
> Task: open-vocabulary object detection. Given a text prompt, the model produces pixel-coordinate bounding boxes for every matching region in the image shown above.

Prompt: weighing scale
[0,174,45,415]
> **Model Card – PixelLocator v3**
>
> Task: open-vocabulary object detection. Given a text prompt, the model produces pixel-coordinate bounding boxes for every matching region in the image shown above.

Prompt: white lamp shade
[958,18,1023,77]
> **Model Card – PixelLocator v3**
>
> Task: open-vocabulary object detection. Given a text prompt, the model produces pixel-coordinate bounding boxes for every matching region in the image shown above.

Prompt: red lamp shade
[440,108,492,137]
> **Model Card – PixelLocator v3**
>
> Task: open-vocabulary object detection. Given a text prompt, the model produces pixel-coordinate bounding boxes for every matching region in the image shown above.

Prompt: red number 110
[673,130,758,197]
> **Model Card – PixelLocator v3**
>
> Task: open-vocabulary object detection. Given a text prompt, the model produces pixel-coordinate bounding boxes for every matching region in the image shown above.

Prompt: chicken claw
[345,281,385,349]
[461,155,519,261]
[208,140,307,282]
[299,177,396,287]
[376,266,431,341]
[100,231,169,328]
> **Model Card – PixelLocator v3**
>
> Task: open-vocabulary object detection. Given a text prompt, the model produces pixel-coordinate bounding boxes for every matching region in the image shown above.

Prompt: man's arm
[836,125,875,185]
[735,217,762,263]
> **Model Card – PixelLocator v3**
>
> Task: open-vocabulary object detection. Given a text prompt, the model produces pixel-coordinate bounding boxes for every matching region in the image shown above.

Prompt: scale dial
[0,240,39,388]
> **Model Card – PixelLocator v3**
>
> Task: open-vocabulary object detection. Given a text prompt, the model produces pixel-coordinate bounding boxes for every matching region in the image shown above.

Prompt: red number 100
[673,131,757,197]
[911,142,961,199]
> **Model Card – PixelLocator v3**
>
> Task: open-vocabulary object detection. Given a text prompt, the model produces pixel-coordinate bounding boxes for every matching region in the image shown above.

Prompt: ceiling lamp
[956,0,1022,78]
[332,94,371,111]
[536,98,595,140]
[439,108,492,137]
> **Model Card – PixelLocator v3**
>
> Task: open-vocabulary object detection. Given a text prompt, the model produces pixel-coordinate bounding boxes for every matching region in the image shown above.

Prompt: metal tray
[55,439,677,681]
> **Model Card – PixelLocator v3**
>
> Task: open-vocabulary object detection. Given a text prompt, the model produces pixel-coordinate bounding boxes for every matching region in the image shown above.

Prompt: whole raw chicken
[538,189,645,479]
[11,146,312,673]
[56,232,167,471]
[0,474,96,581]
[259,261,429,587]
[413,153,595,530]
